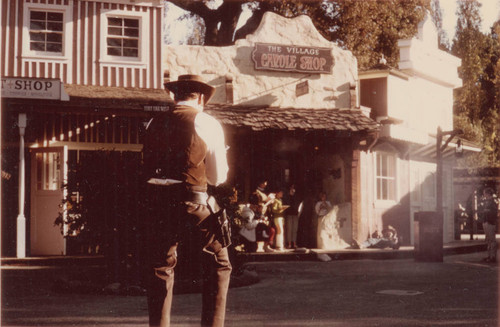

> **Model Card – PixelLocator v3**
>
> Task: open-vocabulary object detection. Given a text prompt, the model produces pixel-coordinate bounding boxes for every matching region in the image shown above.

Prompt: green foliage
[452,0,499,167]
[323,0,429,69]
[53,159,99,255]
[454,113,488,167]
[54,190,86,237]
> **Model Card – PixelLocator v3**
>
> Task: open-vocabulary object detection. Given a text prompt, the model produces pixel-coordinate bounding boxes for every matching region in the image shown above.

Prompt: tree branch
[217,1,243,45]
[166,0,213,19]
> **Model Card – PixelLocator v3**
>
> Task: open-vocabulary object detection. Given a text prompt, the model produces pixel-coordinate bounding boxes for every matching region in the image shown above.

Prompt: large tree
[166,0,243,46]
[480,22,500,166]
[324,0,429,69]
[452,0,500,167]
[166,0,429,69]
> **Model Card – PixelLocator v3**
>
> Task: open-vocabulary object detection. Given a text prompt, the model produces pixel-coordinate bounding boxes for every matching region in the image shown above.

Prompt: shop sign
[1,77,64,100]
[144,105,169,112]
[252,43,333,74]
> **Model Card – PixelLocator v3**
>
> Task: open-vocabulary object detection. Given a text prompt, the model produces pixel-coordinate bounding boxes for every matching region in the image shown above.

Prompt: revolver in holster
[198,205,232,255]
[211,208,232,249]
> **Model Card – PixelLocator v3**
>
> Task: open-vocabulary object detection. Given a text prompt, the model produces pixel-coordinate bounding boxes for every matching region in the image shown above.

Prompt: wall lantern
[455,139,463,157]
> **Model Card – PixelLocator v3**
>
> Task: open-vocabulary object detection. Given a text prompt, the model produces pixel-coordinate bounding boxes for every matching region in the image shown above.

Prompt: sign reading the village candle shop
[1,77,63,100]
[252,43,333,74]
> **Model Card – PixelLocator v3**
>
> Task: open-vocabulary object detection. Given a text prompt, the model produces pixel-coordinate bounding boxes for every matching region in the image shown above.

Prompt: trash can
[414,211,443,262]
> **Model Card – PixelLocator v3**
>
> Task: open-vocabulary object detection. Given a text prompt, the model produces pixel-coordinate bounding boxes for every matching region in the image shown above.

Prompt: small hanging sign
[296,80,309,97]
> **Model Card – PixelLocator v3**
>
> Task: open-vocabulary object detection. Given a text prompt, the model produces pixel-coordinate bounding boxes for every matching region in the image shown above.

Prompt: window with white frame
[106,17,139,58]
[375,152,397,201]
[29,10,63,53]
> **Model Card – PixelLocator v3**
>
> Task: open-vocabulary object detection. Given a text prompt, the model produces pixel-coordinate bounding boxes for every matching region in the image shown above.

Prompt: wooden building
[1,0,166,257]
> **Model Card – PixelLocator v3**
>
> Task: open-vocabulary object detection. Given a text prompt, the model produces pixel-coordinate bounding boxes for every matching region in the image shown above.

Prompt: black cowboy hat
[164,74,216,104]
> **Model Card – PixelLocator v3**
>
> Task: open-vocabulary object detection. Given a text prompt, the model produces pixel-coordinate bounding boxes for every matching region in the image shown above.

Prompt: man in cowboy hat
[142,74,231,327]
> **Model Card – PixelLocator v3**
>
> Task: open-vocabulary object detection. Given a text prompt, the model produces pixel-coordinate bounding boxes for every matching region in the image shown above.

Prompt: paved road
[2,251,498,327]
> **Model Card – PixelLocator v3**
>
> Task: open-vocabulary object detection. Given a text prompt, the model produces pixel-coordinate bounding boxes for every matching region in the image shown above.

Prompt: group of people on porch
[237,179,355,252]
[238,180,299,252]
[236,178,404,252]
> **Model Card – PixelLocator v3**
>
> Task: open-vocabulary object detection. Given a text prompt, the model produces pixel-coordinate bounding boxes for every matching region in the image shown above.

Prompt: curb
[0,243,488,267]
[237,243,488,262]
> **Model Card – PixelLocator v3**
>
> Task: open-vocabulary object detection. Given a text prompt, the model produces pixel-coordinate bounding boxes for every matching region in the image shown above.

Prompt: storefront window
[29,11,63,53]
[376,152,396,201]
[107,17,139,57]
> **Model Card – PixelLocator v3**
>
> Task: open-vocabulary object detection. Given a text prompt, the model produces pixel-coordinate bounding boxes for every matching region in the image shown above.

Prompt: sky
[165,0,500,45]
[441,0,500,40]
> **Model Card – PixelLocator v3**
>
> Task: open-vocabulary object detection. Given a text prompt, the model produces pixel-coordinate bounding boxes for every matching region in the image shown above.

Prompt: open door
[30,146,68,255]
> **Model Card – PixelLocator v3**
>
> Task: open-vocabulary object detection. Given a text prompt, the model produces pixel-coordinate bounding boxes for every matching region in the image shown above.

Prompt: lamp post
[436,127,463,216]
[435,126,463,260]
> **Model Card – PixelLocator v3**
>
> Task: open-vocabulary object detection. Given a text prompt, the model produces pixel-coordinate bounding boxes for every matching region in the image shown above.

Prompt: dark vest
[143,105,208,189]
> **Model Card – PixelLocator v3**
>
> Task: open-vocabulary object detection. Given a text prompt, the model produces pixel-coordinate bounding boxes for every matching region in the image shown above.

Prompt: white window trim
[374,151,398,206]
[22,3,73,61]
[99,9,149,65]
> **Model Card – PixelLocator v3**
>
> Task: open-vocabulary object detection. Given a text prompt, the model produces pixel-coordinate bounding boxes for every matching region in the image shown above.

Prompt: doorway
[30,146,68,255]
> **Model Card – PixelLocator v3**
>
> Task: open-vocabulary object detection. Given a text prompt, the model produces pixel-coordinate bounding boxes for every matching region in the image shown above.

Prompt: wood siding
[30,111,144,150]
[1,0,163,88]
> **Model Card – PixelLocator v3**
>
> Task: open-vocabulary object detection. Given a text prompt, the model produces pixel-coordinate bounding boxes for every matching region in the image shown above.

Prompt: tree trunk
[217,2,242,46]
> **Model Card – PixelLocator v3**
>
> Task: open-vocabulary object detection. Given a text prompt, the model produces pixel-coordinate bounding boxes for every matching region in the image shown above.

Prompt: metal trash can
[414,211,443,262]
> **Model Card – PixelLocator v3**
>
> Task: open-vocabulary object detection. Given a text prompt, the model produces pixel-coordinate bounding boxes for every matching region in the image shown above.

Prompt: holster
[214,208,232,249]
[199,207,232,255]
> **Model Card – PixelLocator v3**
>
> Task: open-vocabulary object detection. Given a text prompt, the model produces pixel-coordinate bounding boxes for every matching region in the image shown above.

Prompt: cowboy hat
[164,74,216,104]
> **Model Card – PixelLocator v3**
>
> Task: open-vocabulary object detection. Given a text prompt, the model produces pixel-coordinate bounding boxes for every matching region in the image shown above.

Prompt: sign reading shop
[252,43,334,74]
[1,77,65,100]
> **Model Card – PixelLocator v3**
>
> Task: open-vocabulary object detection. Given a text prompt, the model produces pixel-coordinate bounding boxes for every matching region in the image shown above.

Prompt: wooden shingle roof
[63,84,173,110]
[206,105,379,133]
[40,85,379,134]
[64,84,172,102]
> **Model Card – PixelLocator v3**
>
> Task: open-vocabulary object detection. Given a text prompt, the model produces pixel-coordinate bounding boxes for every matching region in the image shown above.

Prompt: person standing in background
[254,179,274,214]
[271,189,286,251]
[478,187,499,263]
[314,192,332,248]
[283,184,300,249]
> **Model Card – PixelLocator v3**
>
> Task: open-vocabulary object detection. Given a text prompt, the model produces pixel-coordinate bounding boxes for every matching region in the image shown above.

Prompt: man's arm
[195,112,229,186]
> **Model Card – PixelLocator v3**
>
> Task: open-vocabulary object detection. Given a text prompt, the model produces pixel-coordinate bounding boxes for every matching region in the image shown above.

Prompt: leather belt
[147,179,208,204]
[185,191,209,205]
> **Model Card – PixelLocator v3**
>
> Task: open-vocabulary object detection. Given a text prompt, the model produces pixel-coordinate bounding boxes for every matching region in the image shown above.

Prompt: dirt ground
[2,251,498,327]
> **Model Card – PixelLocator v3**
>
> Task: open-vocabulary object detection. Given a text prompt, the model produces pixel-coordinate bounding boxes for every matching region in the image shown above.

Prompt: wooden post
[436,127,443,216]
[350,149,362,243]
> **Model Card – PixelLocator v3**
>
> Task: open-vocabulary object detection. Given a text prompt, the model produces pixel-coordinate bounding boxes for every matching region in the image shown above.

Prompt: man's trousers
[483,222,497,260]
[145,185,232,327]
